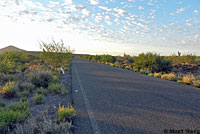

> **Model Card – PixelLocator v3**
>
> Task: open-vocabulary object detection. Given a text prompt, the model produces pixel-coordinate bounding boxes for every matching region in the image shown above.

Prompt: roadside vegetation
[79,53,200,88]
[0,40,74,134]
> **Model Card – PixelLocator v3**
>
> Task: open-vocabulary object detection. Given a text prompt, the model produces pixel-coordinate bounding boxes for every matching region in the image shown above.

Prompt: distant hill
[0,45,40,55]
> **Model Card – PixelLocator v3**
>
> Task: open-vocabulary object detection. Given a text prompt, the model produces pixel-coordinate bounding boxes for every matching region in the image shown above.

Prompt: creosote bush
[133,52,172,73]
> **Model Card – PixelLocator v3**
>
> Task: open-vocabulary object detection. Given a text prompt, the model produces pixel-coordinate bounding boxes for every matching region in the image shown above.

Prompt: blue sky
[0,0,200,55]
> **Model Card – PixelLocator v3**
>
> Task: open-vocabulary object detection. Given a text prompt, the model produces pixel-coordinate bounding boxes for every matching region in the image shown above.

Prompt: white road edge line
[73,61,101,134]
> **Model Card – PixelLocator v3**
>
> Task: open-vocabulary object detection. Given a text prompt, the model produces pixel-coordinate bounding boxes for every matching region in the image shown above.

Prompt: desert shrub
[0,51,29,74]
[51,75,60,83]
[133,52,172,72]
[0,101,5,107]
[48,83,67,94]
[11,112,72,134]
[8,102,29,111]
[177,80,183,83]
[56,105,75,122]
[161,73,177,81]
[182,75,195,85]
[17,90,30,101]
[148,73,154,76]
[40,39,73,68]
[100,55,116,63]
[166,54,197,65]
[154,73,161,78]
[33,94,44,105]
[36,87,48,96]
[30,71,53,88]
[193,80,200,88]
[0,102,30,132]
[140,70,149,75]
[0,81,17,98]
[18,82,35,93]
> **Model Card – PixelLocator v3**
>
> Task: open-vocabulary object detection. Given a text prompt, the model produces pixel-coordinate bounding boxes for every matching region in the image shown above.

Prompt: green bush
[0,51,29,74]
[37,87,48,96]
[0,101,5,107]
[56,105,75,122]
[0,102,30,132]
[48,83,67,94]
[17,90,30,101]
[33,94,44,104]
[133,52,172,73]
[40,39,73,68]
[30,71,53,88]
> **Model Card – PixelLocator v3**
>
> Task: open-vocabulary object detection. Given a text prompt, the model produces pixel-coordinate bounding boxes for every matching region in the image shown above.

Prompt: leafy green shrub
[133,52,172,73]
[8,102,29,111]
[0,101,5,107]
[0,51,29,74]
[48,83,67,94]
[37,87,48,96]
[140,70,149,75]
[33,94,44,105]
[148,73,154,76]
[40,39,73,68]
[100,55,116,63]
[56,105,75,122]
[17,90,30,101]
[30,71,53,88]
[166,54,197,65]
[0,102,30,132]
[0,81,17,98]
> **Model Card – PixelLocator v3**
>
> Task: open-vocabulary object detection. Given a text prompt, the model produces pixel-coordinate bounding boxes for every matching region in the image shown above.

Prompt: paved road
[72,58,200,134]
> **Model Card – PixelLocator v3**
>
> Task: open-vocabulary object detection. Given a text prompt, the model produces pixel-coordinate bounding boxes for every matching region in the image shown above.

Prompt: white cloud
[186,23,192,27]
[63,0,72,5]
[194,34,199,39]
[82,8,90,16]
[98,6,112,12]
[176,8,185,14]
[113,8,126,16]
[138,6,144,10]
[169,23,175,26]
[89,0,99,5]
[194,10,199,15]
[181,40,186,44]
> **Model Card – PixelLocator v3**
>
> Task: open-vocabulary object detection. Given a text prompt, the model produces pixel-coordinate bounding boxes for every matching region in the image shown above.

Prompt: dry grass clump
[193,80,200,88]
[161,73,177,81]
[0,81,17,98]
[9,112,72,134]
[182,74,195,85]
[154,73,161,78]
[56,105,75,122]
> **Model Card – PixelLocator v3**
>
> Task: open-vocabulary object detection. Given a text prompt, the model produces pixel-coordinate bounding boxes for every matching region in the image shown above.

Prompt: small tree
[40,39,74,68]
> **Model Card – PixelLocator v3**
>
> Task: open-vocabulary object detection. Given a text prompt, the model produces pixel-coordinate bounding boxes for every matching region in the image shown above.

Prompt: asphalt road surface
[72,58,200,134]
